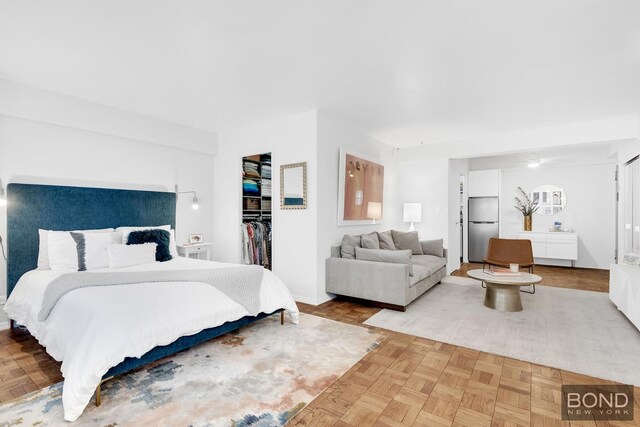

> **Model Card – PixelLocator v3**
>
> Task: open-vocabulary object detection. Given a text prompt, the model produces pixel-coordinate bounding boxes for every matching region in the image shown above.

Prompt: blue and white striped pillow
[70,232,122,271]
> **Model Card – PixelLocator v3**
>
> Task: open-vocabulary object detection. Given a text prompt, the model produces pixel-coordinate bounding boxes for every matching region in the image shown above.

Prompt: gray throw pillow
[340,234,361,259]
[421,238,444,257]
[355,248,413,276]
[361,232,380,249]
[377,230,396,250]
[391,230,424,255]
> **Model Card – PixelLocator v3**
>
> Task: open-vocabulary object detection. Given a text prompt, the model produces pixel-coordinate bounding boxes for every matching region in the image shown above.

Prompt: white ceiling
[467,140,629,171]
[1,0,639,147]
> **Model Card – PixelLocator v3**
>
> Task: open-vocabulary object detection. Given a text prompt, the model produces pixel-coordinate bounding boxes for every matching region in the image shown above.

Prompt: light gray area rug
[365,276,640,386]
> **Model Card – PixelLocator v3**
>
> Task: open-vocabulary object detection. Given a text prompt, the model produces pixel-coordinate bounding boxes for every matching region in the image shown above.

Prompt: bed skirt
[104,309,283,379]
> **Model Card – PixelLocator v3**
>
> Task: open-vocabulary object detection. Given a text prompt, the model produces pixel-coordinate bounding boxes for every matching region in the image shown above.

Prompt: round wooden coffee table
[466,269,542,312]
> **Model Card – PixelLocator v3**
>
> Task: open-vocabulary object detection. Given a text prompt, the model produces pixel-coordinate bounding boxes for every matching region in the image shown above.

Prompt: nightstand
[176,243,212,261]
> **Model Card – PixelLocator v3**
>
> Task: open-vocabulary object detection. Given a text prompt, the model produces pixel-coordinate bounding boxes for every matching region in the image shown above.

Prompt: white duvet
[4,258,299,422]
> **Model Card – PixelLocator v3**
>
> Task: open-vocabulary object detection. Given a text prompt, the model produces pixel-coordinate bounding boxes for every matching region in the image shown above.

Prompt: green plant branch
[514,187,539,216]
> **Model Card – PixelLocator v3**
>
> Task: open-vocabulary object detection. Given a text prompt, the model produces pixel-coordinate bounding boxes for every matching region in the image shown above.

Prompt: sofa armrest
[325,257,410,306]
[443,248,448,259]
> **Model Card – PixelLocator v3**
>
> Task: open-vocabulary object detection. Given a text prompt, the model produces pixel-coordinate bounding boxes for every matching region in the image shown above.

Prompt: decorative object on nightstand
[514,187,538,231]
[403,203,421,232]
[189,234,204,244]
[176,243,212,261]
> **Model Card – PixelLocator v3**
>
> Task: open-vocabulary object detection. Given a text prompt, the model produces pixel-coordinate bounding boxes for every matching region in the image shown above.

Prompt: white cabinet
[517,231,578,267]
[468,170,501,197]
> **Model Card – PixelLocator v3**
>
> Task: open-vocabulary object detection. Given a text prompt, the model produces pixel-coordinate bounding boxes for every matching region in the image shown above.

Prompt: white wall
[213,110,398,305]
[395,158,457,271]
[0,85,217,330]
[447,159,466,272]
[0,79,217,155]
[316,111,398,302]
[213,110,319,304]
[499,164,616,269]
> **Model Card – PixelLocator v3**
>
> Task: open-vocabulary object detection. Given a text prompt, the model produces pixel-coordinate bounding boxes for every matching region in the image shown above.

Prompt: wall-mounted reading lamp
[0,179,6,207]
[177,190,199,210]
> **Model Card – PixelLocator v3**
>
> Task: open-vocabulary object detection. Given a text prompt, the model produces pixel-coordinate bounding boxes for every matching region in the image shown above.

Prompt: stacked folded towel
[261,164,272,179]
[261,179,272,197]
[243,179,260,196]
[243,161,261,179]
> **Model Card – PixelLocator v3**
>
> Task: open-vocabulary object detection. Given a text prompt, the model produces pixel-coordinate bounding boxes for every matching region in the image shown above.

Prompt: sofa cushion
[409,265,431,286]
[377,230,396,250]
[420,239,444,257]
[355,248,413,276]
[361,232,380,249]
[412,254,447,275]
[340,235,361,259]
[391,230,423,255]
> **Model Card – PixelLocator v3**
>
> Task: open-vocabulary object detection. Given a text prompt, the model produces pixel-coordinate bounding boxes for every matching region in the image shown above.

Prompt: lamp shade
[367,202,382,220]
[403,203,421,223]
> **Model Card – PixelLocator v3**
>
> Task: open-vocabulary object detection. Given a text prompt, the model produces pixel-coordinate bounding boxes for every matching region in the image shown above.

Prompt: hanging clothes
[241,220,272,270]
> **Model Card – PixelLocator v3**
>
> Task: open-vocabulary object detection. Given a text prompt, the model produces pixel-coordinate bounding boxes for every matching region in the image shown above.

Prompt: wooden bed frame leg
[95,382,102,407]
[280,311,284,325]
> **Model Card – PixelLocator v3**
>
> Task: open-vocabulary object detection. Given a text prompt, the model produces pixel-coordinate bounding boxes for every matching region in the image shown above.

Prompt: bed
[3,183,299,422]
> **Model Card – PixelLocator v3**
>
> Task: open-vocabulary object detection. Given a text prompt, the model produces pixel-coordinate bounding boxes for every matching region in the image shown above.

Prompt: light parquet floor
[0,264,636,426]
[289,264,638,427]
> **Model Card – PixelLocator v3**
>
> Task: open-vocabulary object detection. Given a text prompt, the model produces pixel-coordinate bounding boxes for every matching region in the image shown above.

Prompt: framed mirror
[280,162,307,209]
[530,184,566,215]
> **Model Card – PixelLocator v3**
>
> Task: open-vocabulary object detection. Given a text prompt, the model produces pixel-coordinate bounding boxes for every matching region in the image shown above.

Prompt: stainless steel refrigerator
[468,197,499,262]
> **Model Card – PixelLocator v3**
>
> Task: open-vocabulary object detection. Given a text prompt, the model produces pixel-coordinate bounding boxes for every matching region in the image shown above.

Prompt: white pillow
[116,225,178,257]
[107,243,158,268]
[70,232,122,271]
[38,228,115,270]
[169,230,178,258]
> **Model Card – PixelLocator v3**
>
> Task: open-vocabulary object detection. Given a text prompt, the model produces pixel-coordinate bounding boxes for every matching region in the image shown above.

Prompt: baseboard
[292,293,335,306]
[0,321,9,331]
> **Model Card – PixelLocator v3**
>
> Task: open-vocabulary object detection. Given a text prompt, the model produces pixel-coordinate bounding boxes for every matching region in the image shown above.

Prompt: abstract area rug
[365,276,640,386]
[0,313,383,426]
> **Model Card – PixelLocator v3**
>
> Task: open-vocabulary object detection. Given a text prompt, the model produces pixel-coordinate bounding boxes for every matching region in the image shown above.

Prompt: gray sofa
[326,238,447,311]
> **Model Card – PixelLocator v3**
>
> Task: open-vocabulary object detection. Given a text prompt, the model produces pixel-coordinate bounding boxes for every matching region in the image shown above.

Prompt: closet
[241,152,273,270]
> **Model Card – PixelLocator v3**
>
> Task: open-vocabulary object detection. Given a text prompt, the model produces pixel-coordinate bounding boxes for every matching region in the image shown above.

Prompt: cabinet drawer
[547,234,577,244]
[546,242,577,260]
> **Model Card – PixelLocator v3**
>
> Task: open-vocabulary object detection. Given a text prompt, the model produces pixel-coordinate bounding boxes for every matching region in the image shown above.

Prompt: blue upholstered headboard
[6,183,177,297]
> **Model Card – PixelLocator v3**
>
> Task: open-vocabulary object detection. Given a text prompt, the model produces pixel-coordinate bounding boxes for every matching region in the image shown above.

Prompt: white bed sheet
[4,258,299,422]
